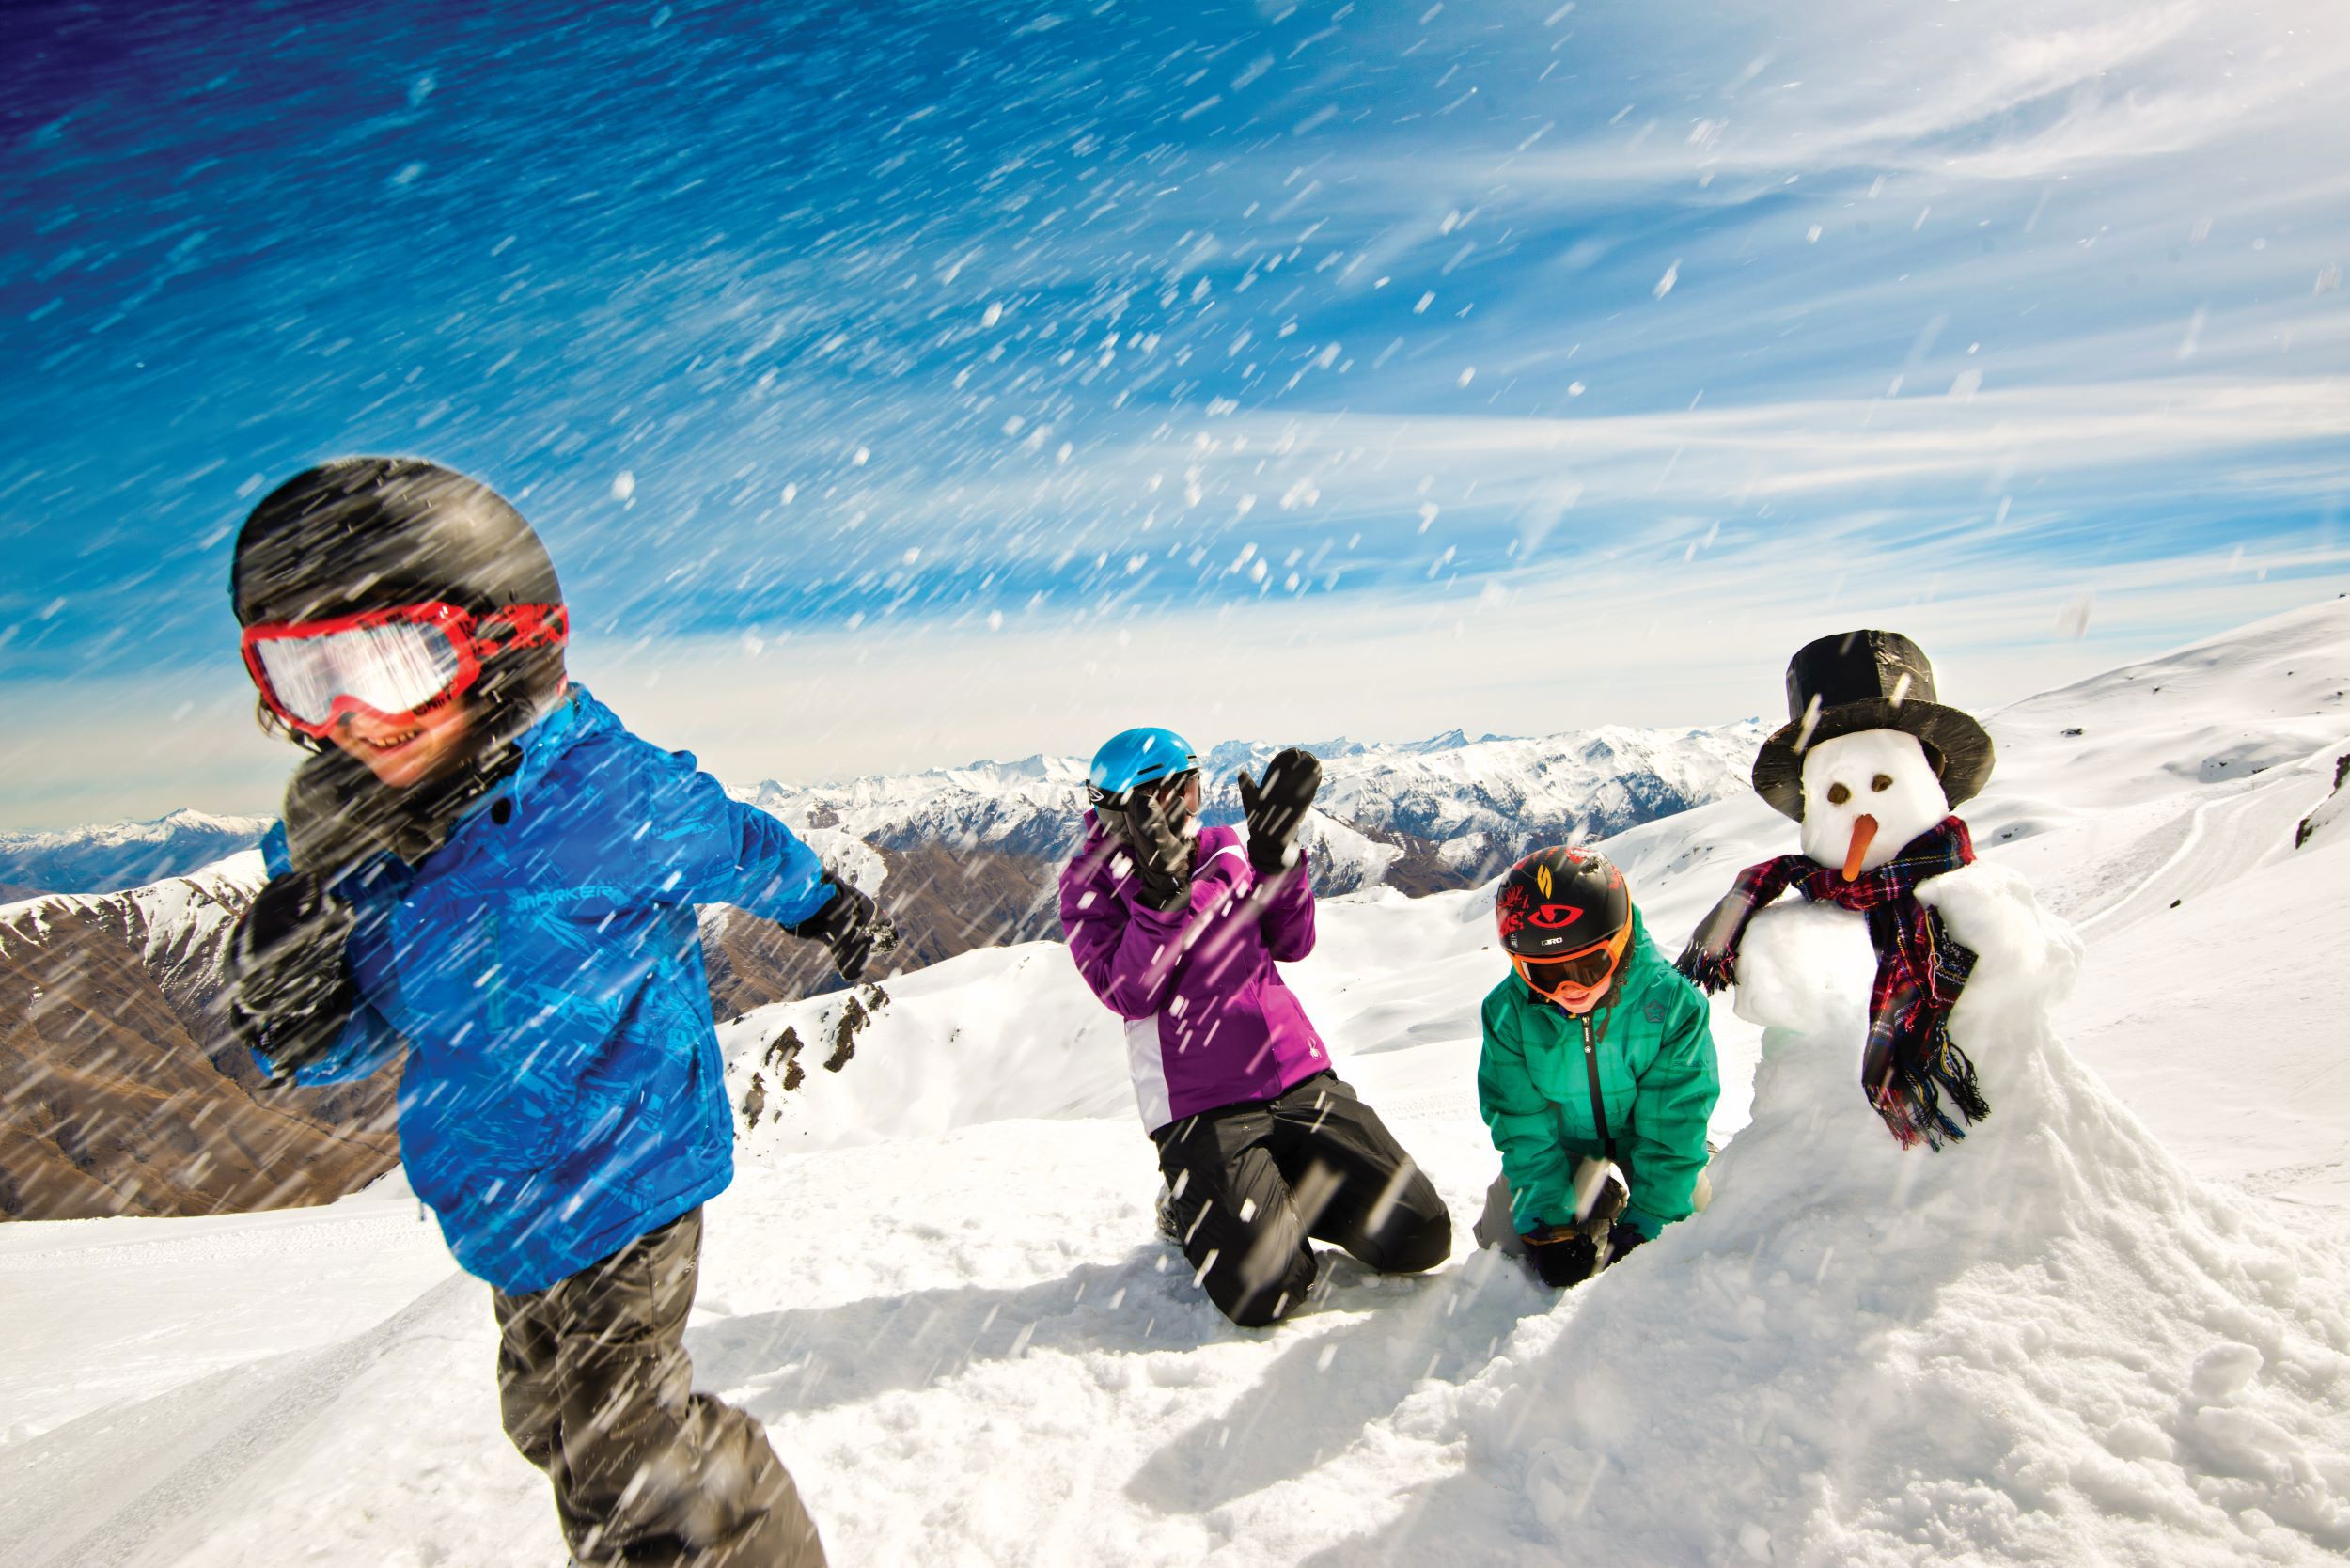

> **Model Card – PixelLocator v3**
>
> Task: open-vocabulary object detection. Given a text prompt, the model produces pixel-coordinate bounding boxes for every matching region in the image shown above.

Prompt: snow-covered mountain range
[734,718,1768,892]
[4,597,2345,1565]
[4,723,1765,906]
[0,808,274,898]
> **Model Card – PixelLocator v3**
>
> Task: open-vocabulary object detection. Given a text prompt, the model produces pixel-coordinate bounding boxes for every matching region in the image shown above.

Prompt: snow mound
[719,942,1136,1151]
[1381,861,2350,1564]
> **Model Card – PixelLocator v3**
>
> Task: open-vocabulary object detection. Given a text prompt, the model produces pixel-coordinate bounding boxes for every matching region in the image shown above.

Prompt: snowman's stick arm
[1673,855,1812,991]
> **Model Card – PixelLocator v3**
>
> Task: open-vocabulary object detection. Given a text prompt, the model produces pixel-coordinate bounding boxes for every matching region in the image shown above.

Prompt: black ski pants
[1152,1071,1451,1327]
[494,1207,827,1568]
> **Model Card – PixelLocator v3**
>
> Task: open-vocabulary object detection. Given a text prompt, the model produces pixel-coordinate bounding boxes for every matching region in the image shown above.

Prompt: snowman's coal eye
[1826,782,1852,805]
[1872,774,1894,792]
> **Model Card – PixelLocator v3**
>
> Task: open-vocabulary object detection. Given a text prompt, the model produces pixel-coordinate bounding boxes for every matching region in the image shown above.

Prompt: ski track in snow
[4,601,2349,1565]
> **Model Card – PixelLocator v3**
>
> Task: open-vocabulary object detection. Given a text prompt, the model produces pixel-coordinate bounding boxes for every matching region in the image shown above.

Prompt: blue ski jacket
[257,686,832,1294]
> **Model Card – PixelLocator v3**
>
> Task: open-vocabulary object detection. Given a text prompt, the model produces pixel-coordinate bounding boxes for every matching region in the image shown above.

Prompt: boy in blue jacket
[221,458,890,1568]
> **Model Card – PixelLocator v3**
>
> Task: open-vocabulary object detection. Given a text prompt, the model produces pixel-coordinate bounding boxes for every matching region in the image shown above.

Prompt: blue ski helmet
[1089,726,1198,804]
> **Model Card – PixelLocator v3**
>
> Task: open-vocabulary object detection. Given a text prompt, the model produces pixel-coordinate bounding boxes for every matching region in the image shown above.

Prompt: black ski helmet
[232,456,560,627]
[231,457,568,744]
[1495,845,1631,957]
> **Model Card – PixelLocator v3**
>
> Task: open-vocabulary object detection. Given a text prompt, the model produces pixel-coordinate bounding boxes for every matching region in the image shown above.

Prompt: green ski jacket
[1477,910,1721,1239]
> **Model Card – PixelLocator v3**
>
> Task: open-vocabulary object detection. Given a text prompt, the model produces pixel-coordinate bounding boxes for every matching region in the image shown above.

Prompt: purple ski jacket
[1058,817,1331,1132]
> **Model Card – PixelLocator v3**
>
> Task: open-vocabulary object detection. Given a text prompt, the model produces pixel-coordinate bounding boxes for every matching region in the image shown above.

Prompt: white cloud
[1461,0,2350,187]
[948,376,2350,532]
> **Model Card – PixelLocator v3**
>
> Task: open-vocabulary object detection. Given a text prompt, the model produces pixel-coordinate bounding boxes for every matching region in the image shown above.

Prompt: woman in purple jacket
[1058,727,1452,1326]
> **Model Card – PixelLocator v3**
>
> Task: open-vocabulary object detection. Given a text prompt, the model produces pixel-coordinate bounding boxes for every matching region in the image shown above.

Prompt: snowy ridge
[733,753,1092,859]
[0,851,265,973]
[0,810,274,899]
[11,720,1760,911]
[731,720,1767,891]
[4,600,2349,1565]
[2300,754,2350,849]
[1304,722,1767,860]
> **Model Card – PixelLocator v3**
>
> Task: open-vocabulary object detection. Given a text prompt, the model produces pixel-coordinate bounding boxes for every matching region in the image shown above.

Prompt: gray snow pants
[493,1207,827,1568]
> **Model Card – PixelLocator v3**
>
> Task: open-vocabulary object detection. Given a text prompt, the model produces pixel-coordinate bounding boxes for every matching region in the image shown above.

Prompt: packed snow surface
[3,601,2348,1566]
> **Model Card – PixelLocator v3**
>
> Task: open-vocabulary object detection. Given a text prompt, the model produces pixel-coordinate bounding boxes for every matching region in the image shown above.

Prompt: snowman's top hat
[1751,629,1995,820]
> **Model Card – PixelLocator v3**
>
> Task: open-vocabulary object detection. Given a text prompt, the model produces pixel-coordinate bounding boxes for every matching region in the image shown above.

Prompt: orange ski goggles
[1511,922,1632,1012]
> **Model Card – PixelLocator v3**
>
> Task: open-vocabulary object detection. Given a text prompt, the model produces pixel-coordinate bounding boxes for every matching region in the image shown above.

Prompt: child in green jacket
[1474,846,1720,1287]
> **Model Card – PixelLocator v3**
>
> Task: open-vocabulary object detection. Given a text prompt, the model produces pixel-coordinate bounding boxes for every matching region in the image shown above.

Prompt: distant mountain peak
[0,809,274,898]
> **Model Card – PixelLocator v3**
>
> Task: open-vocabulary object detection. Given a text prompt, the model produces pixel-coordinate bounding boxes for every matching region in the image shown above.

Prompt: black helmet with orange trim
[1496,845,1634,1011]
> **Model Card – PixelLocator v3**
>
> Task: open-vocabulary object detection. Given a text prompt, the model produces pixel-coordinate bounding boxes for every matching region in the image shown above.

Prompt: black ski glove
[785,875,900,983]
[1605,1222,1649,1264]
[1522,1224,1602,1289]
[225,871,359,1080]
[1237,747,1321,874]
[1124,796,1194,912]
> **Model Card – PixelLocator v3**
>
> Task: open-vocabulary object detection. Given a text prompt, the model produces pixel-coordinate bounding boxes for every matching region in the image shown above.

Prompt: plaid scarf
[1676,817,1990,1151]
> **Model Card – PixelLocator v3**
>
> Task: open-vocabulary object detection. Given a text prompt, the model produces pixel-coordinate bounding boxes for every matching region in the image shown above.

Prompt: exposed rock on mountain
[0,856,399,1220]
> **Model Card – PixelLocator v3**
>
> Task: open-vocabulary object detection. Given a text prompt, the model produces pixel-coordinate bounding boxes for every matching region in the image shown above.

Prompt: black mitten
[1237,747,1322,874]
[785,876,899,982]
[1522,1225,1601,1288]
[1126,797,1194,912]
[1604,1222,1649,1266]
[226,872,359,1078]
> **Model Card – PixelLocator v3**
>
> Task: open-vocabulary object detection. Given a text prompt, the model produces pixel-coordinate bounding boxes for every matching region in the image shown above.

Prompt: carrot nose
[1841,814,1879,882]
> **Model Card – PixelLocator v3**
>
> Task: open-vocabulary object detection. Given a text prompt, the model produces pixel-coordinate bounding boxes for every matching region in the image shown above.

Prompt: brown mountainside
[0,874,399,1221]
[0,839,1075,1222]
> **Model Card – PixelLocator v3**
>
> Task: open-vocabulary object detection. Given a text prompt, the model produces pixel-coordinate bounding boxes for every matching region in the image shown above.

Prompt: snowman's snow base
[1450,862,2350,1564]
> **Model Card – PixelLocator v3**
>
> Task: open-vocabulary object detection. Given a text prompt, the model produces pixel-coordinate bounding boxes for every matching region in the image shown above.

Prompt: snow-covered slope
[2302,756,2350,849]
[0,810,273,898]
[3,600,2347,1566]
[0,850,265,977]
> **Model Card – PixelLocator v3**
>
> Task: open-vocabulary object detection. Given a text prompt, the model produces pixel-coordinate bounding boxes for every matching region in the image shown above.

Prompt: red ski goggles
[240,601,568,738]
[1511,923,1632,1012]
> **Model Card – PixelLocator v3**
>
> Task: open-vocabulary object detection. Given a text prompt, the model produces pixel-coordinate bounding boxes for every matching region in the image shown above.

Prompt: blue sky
[4,0,2345,827]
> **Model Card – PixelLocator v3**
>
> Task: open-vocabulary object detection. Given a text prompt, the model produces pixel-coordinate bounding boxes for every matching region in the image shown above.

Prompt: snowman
[1679,630,2028,1150]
